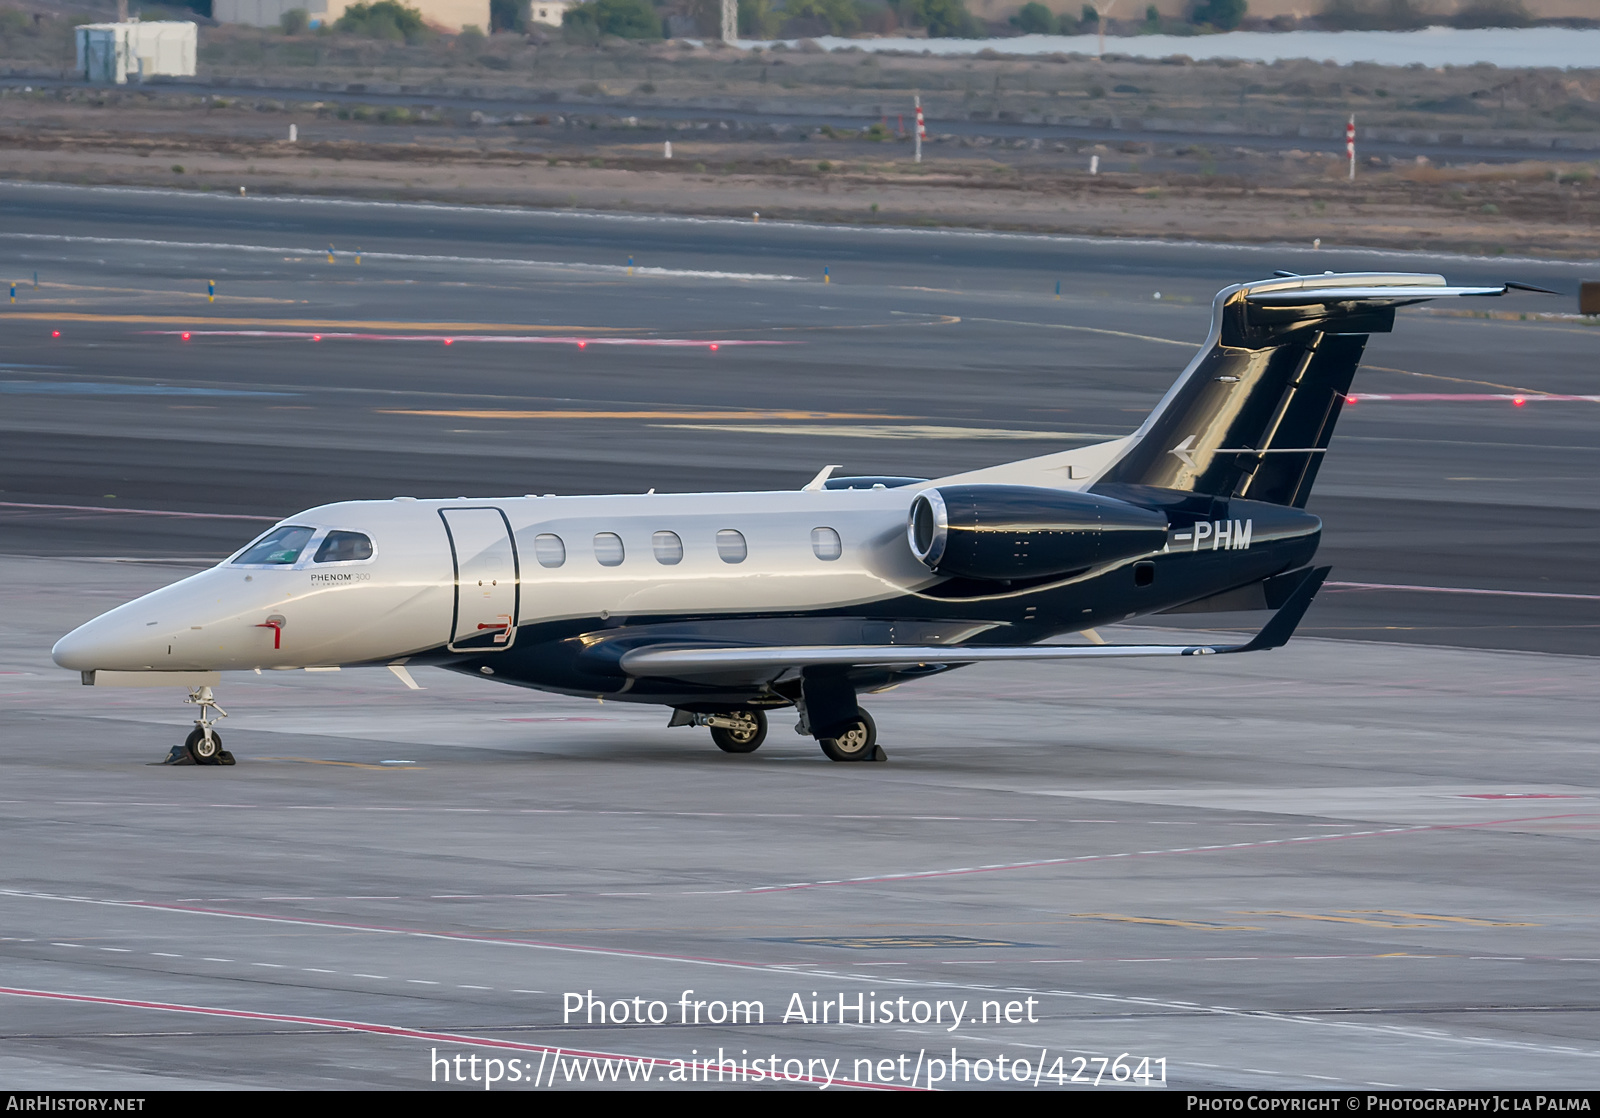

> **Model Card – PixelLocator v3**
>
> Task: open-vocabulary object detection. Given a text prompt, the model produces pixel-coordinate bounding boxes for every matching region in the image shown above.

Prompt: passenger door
[440,508,520,653]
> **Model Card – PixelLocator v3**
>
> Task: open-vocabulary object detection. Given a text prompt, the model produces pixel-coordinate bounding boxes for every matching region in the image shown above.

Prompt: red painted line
[744,811,1597,894]
[3,891,786,970]
[1346,393,1600,403]
[145,331,793,348]
[1325,580,1600,603]
[0,500,276,521]
[0,987,898,1090]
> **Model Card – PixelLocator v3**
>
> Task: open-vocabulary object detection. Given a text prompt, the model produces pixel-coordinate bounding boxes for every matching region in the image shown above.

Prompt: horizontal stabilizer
[1246,284,1509,305]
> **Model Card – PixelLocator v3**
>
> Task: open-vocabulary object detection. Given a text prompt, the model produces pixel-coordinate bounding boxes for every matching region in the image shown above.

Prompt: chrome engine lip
[907,488,949,569]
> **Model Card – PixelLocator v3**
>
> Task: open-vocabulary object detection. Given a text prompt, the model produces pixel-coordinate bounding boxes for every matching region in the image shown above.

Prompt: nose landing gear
[668,708,769,753]
[159,686,235,766]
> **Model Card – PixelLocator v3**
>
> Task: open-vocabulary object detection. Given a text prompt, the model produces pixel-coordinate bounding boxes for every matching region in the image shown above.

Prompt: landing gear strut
[163,686,234,766]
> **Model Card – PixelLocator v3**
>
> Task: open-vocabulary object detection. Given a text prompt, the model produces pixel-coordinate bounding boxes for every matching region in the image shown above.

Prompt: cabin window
[313,530,373,563]
[810,526,842,561]
[534,533,566,568]
[652,530,683,565]
[594,532,625,567]
[716,529,747,564]
[234,525,315,566]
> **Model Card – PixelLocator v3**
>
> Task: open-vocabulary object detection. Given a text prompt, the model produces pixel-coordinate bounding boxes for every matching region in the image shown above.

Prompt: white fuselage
[52,489,940,673]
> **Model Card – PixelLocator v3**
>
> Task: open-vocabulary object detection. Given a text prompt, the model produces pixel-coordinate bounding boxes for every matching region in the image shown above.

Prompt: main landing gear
[817,709,880,763]
[159,686,235,766]
[669,701,886,762]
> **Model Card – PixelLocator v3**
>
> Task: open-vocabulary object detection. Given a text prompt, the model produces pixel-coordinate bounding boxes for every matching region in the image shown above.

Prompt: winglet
[1224,565,1330,654]
[802,465,843,491]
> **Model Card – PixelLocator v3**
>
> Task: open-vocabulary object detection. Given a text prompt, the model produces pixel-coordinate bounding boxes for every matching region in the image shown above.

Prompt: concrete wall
[213,0,329,27]
[215,0,490,32]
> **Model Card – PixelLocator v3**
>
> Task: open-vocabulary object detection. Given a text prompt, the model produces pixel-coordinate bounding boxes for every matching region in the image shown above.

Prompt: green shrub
[1191,0,1246,29]
[280,7,309,33]
[739,0,783,35]
[1010,1,1056,33]
[899,0,982,37]
[786,0,860,33]
[562,0,661,39]
[335,1,428,42]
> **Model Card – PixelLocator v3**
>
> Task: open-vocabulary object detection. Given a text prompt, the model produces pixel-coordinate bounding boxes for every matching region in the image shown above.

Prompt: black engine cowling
[907,484,1169,581]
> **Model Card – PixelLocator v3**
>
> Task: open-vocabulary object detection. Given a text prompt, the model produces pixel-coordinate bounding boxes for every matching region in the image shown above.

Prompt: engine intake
[908,484,1169,581]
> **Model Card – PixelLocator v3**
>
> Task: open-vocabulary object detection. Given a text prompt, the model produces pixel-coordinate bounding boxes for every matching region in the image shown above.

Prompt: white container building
[75,21,197,85]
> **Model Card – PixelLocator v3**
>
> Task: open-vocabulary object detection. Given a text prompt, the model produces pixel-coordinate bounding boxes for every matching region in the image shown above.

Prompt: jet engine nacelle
[907,484,1170,581]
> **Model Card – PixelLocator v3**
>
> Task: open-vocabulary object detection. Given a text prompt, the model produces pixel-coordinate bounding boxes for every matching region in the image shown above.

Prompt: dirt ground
[4,33,1600,254]
[5,92,1600,255]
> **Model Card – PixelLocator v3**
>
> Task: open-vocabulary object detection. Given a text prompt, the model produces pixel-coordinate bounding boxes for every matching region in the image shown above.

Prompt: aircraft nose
[53,613,156,671]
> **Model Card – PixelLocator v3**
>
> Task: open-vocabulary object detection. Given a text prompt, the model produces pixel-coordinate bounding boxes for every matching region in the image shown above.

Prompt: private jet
[52,271,1537,764]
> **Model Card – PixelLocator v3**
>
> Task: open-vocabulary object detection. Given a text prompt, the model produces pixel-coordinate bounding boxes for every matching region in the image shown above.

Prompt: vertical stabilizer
[1094,272,1508,507]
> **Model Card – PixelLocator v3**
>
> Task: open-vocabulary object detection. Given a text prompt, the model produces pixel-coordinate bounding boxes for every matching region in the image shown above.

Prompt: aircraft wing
[620,568,1328,679]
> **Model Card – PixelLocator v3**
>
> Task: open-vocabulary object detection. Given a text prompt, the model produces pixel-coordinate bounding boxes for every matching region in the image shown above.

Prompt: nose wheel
[163,686,235,766]
[709,709,767,754]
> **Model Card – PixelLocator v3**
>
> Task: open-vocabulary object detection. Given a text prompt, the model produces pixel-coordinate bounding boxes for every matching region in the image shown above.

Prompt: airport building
[213,0,492,34]
[74,21,197,84]
[529,0,572,26]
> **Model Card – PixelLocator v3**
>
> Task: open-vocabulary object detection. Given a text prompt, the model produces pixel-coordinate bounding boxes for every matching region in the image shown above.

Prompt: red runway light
[1513,396,1526,406]
[50,330,60,338]
[312,335,322,341]
[181,332,191,340]
[710,343,719,351]
[578,341,587,349]
[443,338,453,346]
[1344,394,1357,405]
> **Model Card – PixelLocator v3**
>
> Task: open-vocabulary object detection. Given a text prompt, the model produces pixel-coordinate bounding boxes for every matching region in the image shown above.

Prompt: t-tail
[1091,272,1534,508]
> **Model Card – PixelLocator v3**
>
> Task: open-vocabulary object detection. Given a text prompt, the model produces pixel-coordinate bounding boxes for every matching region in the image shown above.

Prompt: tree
[280,7,309,33]
[900,0,981,37]
[1010,1,1056,32]
[787,0,862,33]
[738,0,783,36]
[563,0,662,38]
[1191,0,1246,28]
[335,1,429,42]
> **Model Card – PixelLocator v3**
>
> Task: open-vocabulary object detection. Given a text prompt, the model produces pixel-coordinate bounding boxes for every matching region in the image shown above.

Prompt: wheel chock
[215,750,236,766]
[867,745,888,762]
[153,745,197,766]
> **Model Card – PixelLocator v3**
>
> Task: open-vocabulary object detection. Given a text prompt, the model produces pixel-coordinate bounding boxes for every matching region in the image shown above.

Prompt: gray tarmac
[0,183,1597,1089]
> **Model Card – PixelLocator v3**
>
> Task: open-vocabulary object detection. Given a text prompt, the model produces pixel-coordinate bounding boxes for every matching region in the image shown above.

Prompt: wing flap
[620,566,1330,678]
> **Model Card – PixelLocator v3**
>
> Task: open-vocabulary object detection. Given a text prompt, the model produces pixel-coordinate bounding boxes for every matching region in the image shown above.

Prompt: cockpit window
[234,525,316,566]
[314,531,374,563]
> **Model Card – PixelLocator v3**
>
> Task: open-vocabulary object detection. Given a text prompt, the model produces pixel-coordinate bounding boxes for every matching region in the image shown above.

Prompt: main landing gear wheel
[710,709,767,754]
[819,709,878,763]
